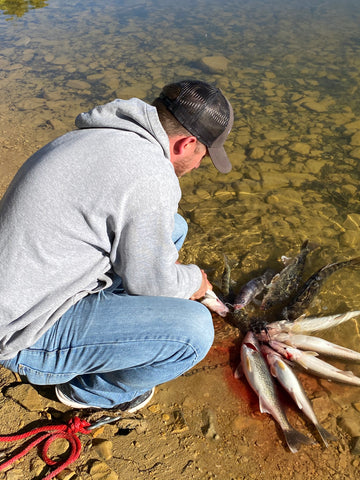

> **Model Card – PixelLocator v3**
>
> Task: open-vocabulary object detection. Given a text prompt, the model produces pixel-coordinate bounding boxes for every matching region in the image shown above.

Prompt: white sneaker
[55,385,155,412]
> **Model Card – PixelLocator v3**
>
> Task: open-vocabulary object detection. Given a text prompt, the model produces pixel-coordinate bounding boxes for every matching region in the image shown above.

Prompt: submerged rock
[200,55,229,73]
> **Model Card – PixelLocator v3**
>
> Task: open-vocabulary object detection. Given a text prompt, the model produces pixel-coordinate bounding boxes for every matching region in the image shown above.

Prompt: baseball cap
[158,80,233,173]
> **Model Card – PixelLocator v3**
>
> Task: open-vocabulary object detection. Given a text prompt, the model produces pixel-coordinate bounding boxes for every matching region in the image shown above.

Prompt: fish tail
[301,239,319,253]
[315,423,337,448]
[283,427,314,453]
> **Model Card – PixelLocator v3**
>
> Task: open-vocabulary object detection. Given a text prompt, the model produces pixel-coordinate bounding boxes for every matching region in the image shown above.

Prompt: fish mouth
[244,342,258,351]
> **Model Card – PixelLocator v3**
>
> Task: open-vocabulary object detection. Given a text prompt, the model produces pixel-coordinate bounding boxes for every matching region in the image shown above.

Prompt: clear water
[1,0,360,345]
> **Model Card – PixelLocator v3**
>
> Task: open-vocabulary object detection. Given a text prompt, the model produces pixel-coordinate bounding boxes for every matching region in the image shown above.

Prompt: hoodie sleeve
[110,174,202,299]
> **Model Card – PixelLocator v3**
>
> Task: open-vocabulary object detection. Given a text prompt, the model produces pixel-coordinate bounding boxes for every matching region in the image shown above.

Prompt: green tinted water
[1,0,360,342]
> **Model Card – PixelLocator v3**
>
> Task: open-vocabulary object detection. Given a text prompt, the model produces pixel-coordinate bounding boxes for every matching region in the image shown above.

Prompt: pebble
[93,439,113,461]
[263,129,289,141]
[351,437,360,455]
[350,147,360,159]
[350,131,360,146]
[288,142,311,155]
[200,55,229,73]
[337,410,360,437]
[249,147,264,159]
[89,460,118,480]
[343,213,360,230]
[148,403,161,413]
[5,469,24,480]
[55,469,77,480]
[67,79,91,90]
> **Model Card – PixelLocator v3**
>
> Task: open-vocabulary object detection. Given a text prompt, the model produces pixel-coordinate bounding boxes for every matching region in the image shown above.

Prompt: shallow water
[1,0,360,343]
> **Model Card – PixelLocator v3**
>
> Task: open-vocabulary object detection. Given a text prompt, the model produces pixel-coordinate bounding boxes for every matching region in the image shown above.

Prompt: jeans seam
[27,338,201,359]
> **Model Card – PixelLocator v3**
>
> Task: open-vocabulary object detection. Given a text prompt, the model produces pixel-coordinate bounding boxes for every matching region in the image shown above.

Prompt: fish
[260,240,315,311]
[233,269,275,311]
[260,344,336,447]
[267,310,360,335]
[240,331,314,453]
[272,331,360,362]
[282,257,360,321]
[200,289,230,317]
[269,340,360,386]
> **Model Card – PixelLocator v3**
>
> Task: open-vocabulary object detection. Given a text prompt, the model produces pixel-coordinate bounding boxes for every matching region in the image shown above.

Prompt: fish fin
[269,273,280,284]
[269,365,278,378]
[292,391,305,410]
[300,239,309,250]
[294,350,319,370]
[258,397,272,415]
[338,369,359,378]
[283,427,315,453]
[234,363,243,379]
[315,424,337,448]
[303,351,319,356]
[292,357,311,370]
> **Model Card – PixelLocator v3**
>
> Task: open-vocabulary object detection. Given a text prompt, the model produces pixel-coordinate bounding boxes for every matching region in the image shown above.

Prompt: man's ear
[172,136,197,155]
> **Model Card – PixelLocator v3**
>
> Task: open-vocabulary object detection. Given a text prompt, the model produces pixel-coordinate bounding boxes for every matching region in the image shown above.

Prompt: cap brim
[208,145,232,174]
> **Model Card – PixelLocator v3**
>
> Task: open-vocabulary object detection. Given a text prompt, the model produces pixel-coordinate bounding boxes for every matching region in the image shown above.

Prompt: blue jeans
[1,214,214,408]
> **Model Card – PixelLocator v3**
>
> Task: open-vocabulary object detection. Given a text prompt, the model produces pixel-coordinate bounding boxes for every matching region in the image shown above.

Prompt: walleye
[267,310,360,335]
[269,341,360,386]
[282,257,360,321]
[260,344,336,447]
[273,331,360,362]
[200,289,229,317]
[240,331,314,453]
[234,269,275,311]
[261,240,315,311]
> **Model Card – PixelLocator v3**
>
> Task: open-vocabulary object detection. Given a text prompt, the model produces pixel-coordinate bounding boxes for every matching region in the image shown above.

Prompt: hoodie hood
[75,97,170,158]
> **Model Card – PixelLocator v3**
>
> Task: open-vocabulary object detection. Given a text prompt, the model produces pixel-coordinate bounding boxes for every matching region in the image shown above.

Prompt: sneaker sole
[127,387,155,413]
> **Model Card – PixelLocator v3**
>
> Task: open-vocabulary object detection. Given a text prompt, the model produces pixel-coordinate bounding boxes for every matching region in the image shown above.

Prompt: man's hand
[190,269,212,300]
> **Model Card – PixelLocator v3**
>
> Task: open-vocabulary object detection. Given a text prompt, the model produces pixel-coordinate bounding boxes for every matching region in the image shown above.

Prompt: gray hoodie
[0,98,202,360]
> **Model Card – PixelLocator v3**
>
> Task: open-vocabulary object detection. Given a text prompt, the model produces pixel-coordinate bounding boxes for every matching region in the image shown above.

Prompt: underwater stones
[341,230,359,249]
[337,410,360,437]
[345,119,360,132]
[288,142,311,155]
[301,99,331,113]
[344,213,360,230]
[350,131,360,146]
[235,128,251,146]
[200,55,229,73]
[261,171,289,189]
[349,147,360,159]
[263,129,289,142]
[67,79,91,90]
[249,146,264,159]
[305,158,327,174]
[342,214,360,248]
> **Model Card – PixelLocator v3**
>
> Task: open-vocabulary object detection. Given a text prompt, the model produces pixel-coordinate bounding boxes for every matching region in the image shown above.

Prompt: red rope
[0,416,92,480]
